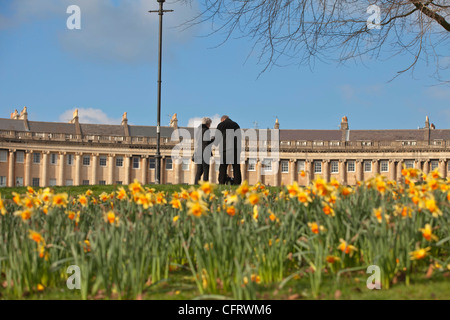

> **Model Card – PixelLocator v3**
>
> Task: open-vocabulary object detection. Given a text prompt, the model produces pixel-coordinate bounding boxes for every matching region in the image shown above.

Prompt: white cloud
[59,108,122,124]
[1,0,198,62]
[187,114,222,128]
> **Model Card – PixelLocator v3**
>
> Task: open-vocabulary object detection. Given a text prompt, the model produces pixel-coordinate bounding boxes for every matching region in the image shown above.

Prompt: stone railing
[1,129,449,151]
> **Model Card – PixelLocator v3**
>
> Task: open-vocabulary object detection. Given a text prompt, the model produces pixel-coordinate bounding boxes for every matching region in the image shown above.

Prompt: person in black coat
[214,115,242,185]
[194,117,215,185]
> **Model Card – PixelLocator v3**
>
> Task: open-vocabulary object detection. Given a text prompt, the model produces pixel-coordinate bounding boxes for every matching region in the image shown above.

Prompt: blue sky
[0,0,449,131]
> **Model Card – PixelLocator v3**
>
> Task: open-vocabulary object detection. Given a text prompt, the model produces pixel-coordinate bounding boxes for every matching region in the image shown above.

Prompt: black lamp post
[149,0,173,184]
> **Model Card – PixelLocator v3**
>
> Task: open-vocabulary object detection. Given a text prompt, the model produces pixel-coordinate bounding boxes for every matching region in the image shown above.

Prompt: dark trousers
[218,163,242,185]
[194,162,210,185]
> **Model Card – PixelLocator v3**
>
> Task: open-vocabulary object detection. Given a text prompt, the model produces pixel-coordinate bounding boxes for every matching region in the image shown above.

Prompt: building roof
[29,121,77,134]
[280,130,341,141]
[348,130,425,141]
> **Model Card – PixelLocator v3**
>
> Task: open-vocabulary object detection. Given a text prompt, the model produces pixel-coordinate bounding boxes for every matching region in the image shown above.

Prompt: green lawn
[2,269,448,300]
[0,184,243,199]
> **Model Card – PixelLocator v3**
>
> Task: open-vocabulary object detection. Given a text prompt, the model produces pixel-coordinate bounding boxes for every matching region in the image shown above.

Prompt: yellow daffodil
[199,181,214,195]
[0,195,6,215]
[116,187,128,200]
[247,193,260,206]
[338,239,358,256]
[419,224,438,241]
[236,180,250,196]
[252,205,259,221]
[29,230,44,244]
[326,256,340,264]
[129,180,143,195]
[187,200,208,218]
[52,193,68,207]
[226,206,236,217]
[410,247,431,260]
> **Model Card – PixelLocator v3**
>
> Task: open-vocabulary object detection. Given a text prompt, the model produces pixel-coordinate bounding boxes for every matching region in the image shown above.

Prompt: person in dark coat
[194,117,214,185]
[214,115,242,185]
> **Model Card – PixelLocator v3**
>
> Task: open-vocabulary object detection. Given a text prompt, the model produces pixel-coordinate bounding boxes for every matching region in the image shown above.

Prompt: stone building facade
[0,107,449,188]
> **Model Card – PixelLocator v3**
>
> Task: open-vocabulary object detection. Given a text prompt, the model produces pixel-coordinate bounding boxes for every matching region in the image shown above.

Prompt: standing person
[194,117,214,185]
[215,115,242,185]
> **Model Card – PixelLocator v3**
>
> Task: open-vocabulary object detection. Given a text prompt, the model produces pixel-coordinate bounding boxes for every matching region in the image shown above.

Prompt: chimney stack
[424,116,430,144]
[274,117,280,130]
[10,109,19,120]
[69,109,81,135]
[340,116,349,142]
[170,113,178,129]
[19,106,28,120]
[122,112,130,136]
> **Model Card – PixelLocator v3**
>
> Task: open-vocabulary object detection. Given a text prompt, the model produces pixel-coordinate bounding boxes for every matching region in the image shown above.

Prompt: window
[149,158,156,169]
[331,161,339,174]
[248,159,256,171]
[132,157,140,169]
[116,181,123,185]
[16,151,24,163]
[448,162,450,172]
[362,141,372,146]
[313,141,323,146]
[67,154,74,166]
[116,157,123,167]
[50,153,58,165]
[347,161,355,172]
[263,159,272,172]
[297,141,307,146]
[33,153,41,164]
[380,161,389,172]
[0,150,7,162]
[0,176,6,187]
[314,161,322,174]
[99,156,107,167]
[364,161,372,172]
[165,158,173,170]
[99,180,106,185]
[281,160,289,173]
[182,158,190,171]
[432,140,442,146]
[83,156,90,166]
[297,160,305,172]
[404,160,414,169]
[49,179,57,186]
[32,178,40,187]
[330,141,340,147]
[16,177,23,187]
[66,179,73,186]
[430,160,439,171]
[82,180,90,186]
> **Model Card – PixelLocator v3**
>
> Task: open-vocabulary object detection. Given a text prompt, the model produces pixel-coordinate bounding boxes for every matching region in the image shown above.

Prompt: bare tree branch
[176,0,450,82]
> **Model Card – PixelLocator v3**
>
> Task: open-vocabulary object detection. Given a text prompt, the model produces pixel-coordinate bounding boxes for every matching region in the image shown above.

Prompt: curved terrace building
[0,107,449,187]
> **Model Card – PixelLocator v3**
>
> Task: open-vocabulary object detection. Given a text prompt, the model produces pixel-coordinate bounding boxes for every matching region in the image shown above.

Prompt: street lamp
[149,0,173,184]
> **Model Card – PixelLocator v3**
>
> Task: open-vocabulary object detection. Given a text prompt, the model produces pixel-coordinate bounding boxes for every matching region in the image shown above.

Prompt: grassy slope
[2,270,449,300]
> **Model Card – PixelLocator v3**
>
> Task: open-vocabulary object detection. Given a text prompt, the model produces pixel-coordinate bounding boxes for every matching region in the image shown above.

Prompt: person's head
[221,115,229,122]
[202,117,212,128]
